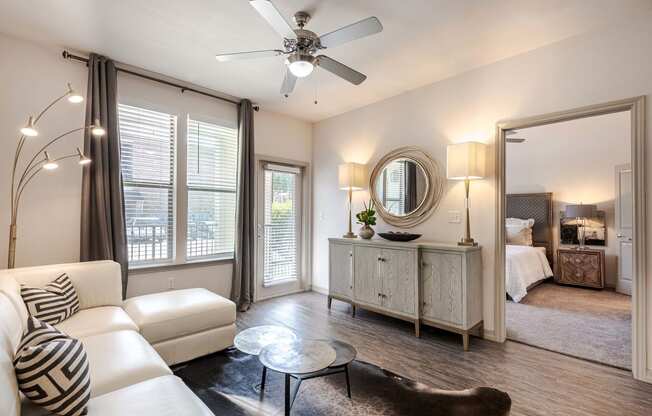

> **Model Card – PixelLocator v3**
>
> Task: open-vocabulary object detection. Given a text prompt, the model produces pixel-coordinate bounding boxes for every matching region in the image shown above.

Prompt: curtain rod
[62,51,259,111]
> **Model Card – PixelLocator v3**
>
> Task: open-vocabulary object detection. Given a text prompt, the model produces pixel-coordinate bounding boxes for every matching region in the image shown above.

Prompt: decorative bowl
[378,232,422,242]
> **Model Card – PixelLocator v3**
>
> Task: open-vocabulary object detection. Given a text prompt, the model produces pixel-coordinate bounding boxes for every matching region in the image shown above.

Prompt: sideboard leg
[414,320,420,338]
[351,305,356,317]
[463,332,470,351]
[327,296,332,309]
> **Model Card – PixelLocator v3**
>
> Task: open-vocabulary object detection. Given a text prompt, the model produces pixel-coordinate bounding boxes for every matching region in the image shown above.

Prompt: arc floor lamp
[7,83,105,268]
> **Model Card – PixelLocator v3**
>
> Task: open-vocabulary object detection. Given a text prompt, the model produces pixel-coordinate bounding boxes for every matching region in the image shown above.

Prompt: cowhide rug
[173,348,511,416]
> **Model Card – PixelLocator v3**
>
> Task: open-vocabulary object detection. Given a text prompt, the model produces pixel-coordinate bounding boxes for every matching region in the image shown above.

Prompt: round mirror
[373,158,429,217]
[370,147,444,228]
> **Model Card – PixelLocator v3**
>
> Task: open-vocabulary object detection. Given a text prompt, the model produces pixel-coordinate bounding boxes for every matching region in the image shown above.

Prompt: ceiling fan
[215,0,383,96]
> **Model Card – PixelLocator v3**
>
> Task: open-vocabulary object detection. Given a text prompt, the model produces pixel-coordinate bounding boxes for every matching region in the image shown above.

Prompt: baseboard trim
[311,285,328,295]
[482,328,500,342]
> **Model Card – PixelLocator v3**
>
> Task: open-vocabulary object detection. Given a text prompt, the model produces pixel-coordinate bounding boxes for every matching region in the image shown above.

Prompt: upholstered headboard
[506,192,553,264]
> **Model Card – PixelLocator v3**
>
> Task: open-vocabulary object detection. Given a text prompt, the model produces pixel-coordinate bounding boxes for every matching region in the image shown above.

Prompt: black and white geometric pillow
[13,317,91,416]
[21,273,80,325]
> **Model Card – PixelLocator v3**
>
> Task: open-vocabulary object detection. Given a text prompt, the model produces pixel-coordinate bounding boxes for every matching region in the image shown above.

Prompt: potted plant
[356,200,377,239]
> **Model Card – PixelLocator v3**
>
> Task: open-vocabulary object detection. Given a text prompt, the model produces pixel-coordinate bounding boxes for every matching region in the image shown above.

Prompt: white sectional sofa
[0,260,237,416]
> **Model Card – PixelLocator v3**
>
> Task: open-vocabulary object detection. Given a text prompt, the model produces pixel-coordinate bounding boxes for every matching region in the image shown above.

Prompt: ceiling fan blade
[280,69,297,95]
[215,49,284,62]
[316,55,367,85]
[319,17,383,48]
[249,0,297,40]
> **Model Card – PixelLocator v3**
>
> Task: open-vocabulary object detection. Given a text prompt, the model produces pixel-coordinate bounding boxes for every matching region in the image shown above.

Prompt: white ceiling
[2,0,651,122]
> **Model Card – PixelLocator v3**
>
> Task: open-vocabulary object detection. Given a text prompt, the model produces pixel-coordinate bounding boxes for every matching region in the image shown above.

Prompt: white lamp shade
[447,141,486,180]
[338,163,367,191]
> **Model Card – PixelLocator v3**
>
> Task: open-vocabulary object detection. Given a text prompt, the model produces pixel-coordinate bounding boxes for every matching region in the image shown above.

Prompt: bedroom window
[118,104,239,268]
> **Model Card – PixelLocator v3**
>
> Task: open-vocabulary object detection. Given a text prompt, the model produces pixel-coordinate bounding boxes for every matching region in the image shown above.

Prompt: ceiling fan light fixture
[287,54,315,78]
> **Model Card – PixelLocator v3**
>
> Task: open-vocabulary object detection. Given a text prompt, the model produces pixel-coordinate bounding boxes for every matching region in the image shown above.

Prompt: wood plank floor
[238,291,652,416]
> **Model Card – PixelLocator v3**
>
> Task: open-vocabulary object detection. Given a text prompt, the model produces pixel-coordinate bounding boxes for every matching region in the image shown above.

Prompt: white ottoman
[124,288,236,365]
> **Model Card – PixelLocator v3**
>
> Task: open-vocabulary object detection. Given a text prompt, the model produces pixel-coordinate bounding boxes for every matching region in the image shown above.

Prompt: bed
[506,193,554,302]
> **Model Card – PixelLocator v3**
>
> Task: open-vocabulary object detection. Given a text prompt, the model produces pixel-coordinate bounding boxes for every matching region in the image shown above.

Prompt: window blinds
[186,118,238,259]
[263,165,300,285]
[118,104,176,266]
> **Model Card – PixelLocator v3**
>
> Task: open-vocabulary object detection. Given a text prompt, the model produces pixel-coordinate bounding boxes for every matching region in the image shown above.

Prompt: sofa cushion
[14,318,91,416]
[21,273,80,325]
[124,288,236,344]
[0,275,29,332]
[81,330,171,397]
[85,375,214,416]
[2,261,122,311]
[56,307,138,339]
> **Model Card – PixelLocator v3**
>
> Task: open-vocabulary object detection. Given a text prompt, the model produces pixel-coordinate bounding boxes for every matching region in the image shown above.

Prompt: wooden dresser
[328,238,483,350]
[556,248,605,289]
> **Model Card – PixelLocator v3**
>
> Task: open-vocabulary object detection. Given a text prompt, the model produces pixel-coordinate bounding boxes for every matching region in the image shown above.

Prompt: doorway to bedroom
[503,111,632,370]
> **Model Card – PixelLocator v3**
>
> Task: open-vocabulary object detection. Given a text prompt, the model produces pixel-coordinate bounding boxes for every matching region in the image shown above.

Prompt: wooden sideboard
[328,238,483,350]
[556,248,605,289]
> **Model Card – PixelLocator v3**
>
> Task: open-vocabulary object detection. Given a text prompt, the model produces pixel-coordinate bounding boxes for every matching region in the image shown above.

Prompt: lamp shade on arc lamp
[446,141,486,246]
[338,163,367,190]
[446,141,486,180]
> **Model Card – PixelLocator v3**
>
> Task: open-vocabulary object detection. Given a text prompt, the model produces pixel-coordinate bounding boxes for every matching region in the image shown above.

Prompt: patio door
[256,162,303,300]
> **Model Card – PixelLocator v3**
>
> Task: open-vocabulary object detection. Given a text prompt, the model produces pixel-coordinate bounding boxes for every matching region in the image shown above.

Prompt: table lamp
[338,163,367,238]
[565,203,597,249]
[447,142,486,246]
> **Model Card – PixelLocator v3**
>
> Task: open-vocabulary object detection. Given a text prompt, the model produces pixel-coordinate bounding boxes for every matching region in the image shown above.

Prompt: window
[262,164,301,285]
[119,104,176,266]
[118,103,239,268]
[187,118,238,260]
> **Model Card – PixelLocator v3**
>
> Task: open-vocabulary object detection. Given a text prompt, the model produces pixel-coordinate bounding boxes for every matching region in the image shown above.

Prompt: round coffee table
[260,340,336,415]
[258,340,357,415]
[234,325,297,393]
[234,325,297,355]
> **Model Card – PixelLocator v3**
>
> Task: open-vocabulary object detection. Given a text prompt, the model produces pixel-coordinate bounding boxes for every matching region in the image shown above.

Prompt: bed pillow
[20,273,80,325]
[506,224,533,246]
[13,317,91,416]
[506,217,535,228]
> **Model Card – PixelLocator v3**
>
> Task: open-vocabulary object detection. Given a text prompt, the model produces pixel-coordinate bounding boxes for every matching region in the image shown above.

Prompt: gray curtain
[231,99,255,311]
[80,54,129,299]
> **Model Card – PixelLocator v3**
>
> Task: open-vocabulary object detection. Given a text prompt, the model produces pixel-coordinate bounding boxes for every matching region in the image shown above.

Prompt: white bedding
[505,244,553,302]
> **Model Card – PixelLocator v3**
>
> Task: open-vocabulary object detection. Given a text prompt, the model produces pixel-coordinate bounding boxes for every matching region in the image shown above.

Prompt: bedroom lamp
[339,163,367,238]
[565,203,597,249]
[447,142,486,246]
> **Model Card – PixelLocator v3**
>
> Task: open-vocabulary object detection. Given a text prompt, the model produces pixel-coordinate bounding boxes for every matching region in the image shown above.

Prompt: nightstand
[556,248,605,289]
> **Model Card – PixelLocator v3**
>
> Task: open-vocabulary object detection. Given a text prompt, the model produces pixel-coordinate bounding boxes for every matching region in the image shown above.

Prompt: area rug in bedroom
[507,283,631,369]
[172,348,511,416]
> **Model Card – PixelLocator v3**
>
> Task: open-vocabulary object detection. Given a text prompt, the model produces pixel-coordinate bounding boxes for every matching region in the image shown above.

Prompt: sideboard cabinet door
[329,242,353,299]
[381,248,417,316]
[421,251,463,325]
[354,245,383,307]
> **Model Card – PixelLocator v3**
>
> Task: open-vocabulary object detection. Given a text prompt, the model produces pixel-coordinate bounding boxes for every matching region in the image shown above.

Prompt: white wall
[506,112,631,286]
[312,17,652,371]
[0,32,312,300]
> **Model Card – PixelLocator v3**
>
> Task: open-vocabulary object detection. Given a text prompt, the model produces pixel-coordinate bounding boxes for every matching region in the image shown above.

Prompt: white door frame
[494,96,649,381]
[615,163,633,295]
[254,154,312,302]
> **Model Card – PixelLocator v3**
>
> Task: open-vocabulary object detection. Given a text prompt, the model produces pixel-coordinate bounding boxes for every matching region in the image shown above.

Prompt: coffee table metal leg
[285,373,291,416]
[261,366,267,393]
[344,364,351,398]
